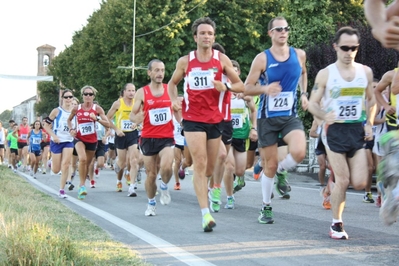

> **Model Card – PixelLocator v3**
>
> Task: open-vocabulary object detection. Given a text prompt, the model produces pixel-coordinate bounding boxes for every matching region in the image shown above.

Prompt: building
[11,96,38,124]
[11,44,56,123]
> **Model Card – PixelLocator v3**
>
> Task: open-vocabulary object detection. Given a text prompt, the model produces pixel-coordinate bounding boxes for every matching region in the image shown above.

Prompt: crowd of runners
[2,12,399,239]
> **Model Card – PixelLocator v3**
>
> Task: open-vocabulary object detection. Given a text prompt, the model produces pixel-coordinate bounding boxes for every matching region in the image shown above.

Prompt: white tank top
[0,128,5,145]
[173,117,184,146]
[323,63,367,123]
[53,107,75,143]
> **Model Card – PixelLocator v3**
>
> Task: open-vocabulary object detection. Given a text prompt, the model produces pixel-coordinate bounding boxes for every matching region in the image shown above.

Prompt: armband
[44,116,53,124]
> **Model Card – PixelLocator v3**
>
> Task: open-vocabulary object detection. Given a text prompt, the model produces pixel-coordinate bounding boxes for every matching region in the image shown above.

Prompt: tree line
[35,0,399,132]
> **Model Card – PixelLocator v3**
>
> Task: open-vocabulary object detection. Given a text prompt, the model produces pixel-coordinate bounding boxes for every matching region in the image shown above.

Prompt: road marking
[19,172,216,266]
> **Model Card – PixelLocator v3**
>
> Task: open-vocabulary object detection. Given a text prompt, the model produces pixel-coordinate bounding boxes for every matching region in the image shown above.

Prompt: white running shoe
[145,204,156,216]
[160,189,171,205]
[127,185,137,197]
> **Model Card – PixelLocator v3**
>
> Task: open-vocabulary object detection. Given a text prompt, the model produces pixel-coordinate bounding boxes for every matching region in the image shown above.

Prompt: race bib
[78,122,95,136]
[149,107,172,126]
[62,123,69,132]
[334,98,361,121]
[32,137,41,144]
[231,114,243,129]
[188,70,214,90]
[121,120,134,131]
[268,92,294,111]
[20,134,28,140]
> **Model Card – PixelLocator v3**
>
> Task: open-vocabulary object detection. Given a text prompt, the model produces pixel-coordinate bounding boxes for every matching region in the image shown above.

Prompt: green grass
[0,166,152,266]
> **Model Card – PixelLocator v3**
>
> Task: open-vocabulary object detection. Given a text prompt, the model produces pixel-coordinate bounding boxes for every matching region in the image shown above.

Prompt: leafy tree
[0,110,12,124]
[35,80,62,117]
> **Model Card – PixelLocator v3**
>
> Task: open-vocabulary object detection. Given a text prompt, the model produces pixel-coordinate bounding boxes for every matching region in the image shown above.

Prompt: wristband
[251,127,257,131]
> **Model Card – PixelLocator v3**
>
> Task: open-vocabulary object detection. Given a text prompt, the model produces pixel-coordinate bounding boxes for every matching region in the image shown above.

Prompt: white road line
[19,172,216,266]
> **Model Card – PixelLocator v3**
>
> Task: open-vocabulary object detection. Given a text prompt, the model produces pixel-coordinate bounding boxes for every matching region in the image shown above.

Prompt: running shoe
[258,206,274,224]
[58,189,68,199]
[209,188,222,213]
[178,165,185,180]
[329,222,348,239]
[224,197,235,209]
[202,213,216,232]
[42,170,46,174]
[145,204,156,216]
[160,188,171,205]
[233,176,246,193]
[94,168,99,178]
[137,171,142,184]
[275,170,290,199]
[127,185,137,197]
[90,179,96,188]
[78,186,87,200]
[125,172,131,186]
[116,182,122,192]
[253,159,263,180]
[174,183,181,190]
[363,192,375,203]
[68,182,75,191]
[320,186,331,210]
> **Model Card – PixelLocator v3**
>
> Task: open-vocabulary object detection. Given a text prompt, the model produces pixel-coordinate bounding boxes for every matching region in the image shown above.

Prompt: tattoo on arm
[312,83,318,91]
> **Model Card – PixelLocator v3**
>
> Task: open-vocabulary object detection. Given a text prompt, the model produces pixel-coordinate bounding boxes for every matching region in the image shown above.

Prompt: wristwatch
[225,83,232,91]
[301,92,308,98]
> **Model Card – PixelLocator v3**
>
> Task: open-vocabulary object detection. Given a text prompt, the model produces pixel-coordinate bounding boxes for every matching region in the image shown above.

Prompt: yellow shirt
[115,98,134,132]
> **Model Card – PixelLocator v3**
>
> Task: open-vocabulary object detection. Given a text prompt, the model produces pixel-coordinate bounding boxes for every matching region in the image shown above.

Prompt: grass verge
[0,165,151,266]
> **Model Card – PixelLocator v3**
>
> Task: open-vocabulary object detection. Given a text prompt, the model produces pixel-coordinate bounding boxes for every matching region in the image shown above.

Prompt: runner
[131,59,175,216]
[17,117,30,172]
[107,83,140,196]
[27,120,44,178]
[67,86,109,200]
[244,16,308,224]
[43,89,76,198]
[168,17,244,232]
[6,124,18,173]
[308,26,376,239]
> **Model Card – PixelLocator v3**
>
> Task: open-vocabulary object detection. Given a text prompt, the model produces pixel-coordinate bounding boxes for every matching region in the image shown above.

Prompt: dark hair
[231,60,240,71]
[268,16,286,31]
[191,17,216,35]
[32,120,43,130]
[120,89,124,97]
[61,89,73,97]
[212,43,225,54]
[147,59,163,70]
[123,83,135,91]
[333,26,360,44]
[9,119,15,123]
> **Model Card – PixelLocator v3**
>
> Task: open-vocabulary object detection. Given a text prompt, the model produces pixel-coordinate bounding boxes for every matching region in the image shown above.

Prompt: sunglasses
[271,26,290,33]
[63,95,73,99]
[83,93,94,96]
[339,45,359,52]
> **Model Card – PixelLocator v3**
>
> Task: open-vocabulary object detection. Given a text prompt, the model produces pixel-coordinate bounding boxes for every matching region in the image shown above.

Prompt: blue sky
[0,0,102,114]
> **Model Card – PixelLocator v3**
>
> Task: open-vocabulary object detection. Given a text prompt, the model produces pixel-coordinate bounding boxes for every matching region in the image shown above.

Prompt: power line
[135,0,205,38]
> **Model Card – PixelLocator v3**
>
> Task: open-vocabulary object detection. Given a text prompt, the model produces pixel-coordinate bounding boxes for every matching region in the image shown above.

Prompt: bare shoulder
[362,64,373,77]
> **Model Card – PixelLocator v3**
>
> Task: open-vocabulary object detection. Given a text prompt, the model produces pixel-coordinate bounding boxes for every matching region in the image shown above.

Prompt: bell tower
[37,44,55,76]
[36,44,56,103]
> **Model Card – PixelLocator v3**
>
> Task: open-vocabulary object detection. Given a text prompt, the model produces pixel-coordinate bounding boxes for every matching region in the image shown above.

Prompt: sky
[0,0,103,114]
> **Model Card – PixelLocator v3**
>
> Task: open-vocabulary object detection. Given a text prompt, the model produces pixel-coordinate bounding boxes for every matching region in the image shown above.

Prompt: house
[11,95,37,125]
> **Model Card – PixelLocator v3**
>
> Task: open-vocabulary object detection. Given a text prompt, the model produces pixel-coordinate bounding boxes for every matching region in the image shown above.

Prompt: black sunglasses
[83,93,94,96]
[63,95,73,99]
[339,45,359,52]
[271,26,290,33]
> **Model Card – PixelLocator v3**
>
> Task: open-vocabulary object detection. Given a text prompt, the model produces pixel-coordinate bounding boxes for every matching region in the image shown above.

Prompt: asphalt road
[17,166,399,266]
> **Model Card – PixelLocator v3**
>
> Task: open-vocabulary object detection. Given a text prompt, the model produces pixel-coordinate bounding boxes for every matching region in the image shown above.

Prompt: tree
[35,80,62,117]
[0,109,12,123]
